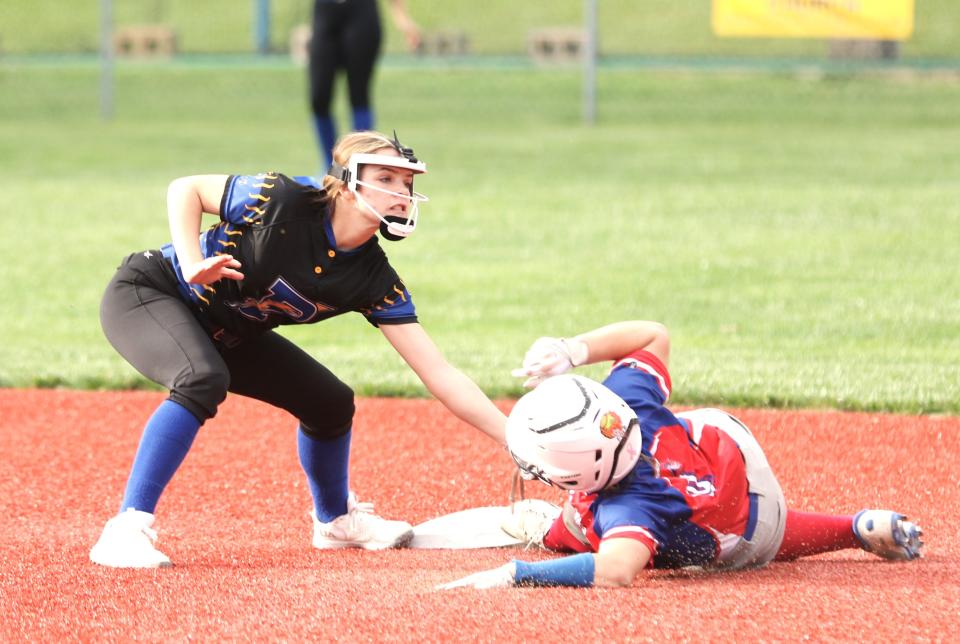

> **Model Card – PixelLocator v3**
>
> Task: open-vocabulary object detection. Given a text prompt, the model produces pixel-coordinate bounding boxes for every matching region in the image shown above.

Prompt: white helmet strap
[352,185,427,239]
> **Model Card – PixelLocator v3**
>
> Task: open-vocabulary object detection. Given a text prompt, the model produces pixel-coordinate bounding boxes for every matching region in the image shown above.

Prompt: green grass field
[1,61,958,412]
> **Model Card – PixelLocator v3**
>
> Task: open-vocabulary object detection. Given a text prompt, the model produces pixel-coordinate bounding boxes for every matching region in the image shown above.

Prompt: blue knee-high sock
[352,107,374,132]
[312,115,337,170]
[297,426,351,522]
[120,399,202,514]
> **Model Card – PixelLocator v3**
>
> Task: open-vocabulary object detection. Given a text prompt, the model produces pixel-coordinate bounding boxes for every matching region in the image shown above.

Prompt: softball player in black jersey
[309,0,421,168]
[90,131,507,568]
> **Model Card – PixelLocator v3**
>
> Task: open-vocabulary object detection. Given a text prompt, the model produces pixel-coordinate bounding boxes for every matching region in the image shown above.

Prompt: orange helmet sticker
[599,411,623,439]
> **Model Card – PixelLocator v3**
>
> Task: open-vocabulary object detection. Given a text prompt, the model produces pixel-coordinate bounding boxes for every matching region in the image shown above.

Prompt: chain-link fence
[2,1,958,63]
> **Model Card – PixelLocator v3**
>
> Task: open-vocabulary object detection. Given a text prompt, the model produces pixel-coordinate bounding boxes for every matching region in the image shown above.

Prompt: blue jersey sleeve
[594,477,717,567]
[602,350,672,417]
[363,284,418,326]
[593,475,688,550]
[219,173,285,225]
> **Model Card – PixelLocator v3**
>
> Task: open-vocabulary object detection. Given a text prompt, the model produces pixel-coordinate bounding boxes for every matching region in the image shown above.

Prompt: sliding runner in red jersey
[440,321,923,589]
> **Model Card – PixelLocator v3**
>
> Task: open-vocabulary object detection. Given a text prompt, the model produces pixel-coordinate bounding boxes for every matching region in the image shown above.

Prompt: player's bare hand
[182,255,244,285]
[436,562,516,590]
[404,25,422,51]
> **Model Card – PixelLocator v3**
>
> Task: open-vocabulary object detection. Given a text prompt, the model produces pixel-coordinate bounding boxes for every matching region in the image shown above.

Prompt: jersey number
[680,474,716,498]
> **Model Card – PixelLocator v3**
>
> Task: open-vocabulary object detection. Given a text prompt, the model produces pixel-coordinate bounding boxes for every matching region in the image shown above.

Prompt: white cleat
[89,509,173,568]
[501,499,561,549]
[311,492,413,551]
[853,509,924,561]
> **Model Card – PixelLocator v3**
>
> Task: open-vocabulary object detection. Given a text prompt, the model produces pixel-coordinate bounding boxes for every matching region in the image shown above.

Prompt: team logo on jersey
[599,411,624,440]
[226,277,331,323]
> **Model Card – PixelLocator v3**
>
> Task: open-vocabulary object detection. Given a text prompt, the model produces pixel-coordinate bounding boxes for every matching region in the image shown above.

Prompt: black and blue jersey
[160,173,416,343]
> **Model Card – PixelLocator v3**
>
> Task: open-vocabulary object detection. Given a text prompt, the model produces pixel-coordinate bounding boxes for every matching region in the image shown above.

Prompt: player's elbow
[644,320,669,341]
[611,570,638,587]
[626,320,670,358]
[594,554,645,588]
[167,176,193,201]
[595,540,650,588]
[595,568,638,588]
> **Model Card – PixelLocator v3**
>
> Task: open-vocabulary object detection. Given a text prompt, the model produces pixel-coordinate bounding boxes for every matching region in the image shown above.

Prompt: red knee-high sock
[775,510,861,560]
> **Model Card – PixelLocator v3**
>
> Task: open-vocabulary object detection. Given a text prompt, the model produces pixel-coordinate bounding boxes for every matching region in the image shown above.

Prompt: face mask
[327,134,428,241]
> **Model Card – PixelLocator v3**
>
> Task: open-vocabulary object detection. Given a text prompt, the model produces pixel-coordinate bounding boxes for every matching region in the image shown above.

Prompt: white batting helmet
[506,374,642,494]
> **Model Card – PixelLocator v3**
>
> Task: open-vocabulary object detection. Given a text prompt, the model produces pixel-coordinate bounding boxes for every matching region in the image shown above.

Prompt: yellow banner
[712,0,914,39]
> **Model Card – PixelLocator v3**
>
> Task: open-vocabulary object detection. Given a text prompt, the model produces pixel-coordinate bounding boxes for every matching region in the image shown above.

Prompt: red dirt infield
[1,389,957,641]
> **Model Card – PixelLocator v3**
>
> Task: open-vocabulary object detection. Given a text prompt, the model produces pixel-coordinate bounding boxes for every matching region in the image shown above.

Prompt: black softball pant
[309,0,382,117]
[99,251,354,439]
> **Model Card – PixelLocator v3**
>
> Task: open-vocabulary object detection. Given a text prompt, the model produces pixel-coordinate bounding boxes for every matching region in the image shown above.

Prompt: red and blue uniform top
[160,173,416,344]
[554,350,751,568]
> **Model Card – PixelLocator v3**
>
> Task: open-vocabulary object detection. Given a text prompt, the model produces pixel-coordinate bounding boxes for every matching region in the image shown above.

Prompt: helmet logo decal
[599,411,624,440]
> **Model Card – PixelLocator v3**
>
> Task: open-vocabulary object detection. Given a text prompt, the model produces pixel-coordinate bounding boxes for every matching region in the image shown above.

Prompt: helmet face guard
[509,451,557,487]
[327,133,428,240]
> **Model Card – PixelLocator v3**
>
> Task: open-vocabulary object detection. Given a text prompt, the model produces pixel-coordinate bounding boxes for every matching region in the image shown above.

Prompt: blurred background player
[440,321,923,589]
[91,130,506,568]
[309,0,421,169]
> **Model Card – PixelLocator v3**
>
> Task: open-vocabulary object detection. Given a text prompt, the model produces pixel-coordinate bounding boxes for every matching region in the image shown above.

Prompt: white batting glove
[510,337,589,388]
[436,562,516,590]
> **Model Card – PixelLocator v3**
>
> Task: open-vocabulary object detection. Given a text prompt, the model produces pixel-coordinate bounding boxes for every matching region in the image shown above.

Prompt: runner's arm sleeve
[513,554,596,587]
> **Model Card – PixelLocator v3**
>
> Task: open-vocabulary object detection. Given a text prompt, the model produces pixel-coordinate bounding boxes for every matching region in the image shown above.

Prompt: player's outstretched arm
[512,320,670,388]
[380,322,506,445]
[437,539,651,590]
[576,320,670,368]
